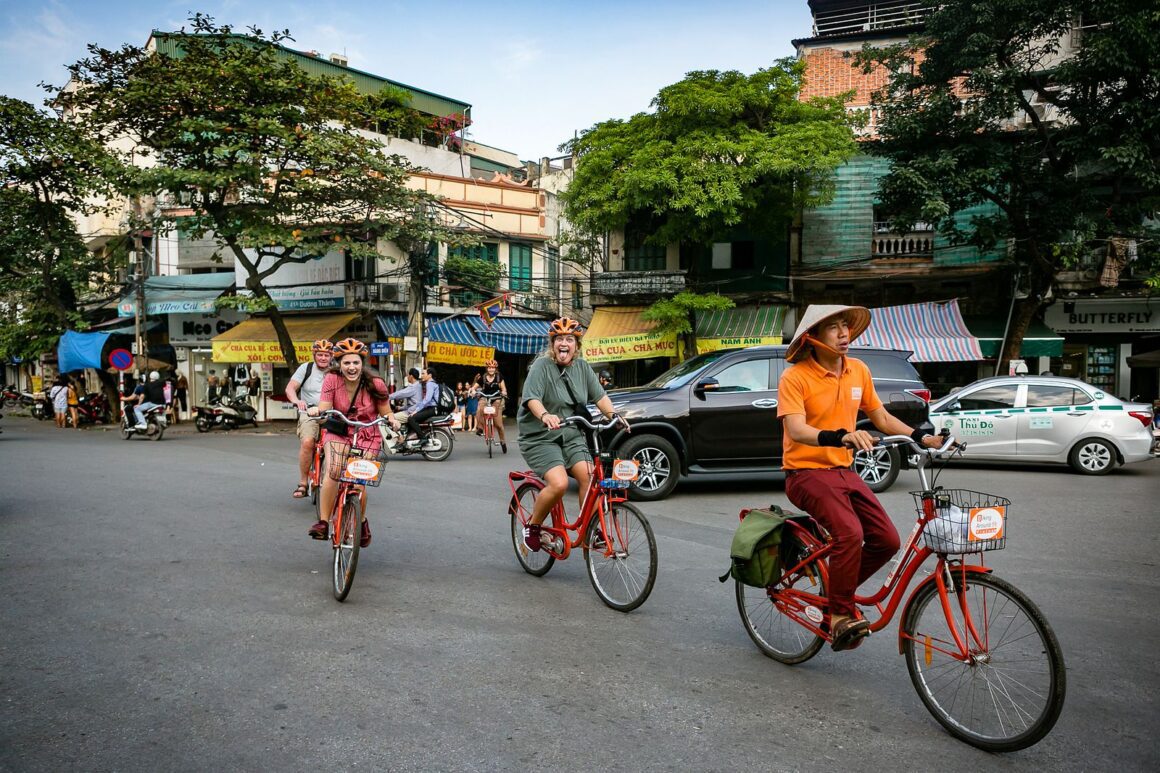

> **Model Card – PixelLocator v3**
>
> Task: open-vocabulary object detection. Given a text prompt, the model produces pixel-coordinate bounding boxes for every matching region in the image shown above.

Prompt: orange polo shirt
[777,355,883,470]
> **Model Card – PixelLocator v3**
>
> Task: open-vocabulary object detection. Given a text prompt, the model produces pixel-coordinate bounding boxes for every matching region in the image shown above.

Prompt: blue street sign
[370,341,392,356]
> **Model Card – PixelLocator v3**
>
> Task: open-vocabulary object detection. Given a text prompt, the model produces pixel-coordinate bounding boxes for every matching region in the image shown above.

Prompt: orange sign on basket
[968,505,1006,542]
[611,459,640,481]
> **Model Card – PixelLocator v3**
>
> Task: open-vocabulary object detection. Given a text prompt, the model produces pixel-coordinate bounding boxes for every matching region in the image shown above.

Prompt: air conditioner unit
[378,284,402,302]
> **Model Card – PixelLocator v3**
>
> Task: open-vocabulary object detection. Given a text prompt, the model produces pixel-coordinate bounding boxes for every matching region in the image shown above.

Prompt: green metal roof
[964,316,1064,358]
[150,32,470,120]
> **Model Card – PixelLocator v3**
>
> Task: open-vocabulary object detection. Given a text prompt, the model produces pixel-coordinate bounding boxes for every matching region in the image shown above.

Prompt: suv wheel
[853,446,900,493]
[620,434,679,502]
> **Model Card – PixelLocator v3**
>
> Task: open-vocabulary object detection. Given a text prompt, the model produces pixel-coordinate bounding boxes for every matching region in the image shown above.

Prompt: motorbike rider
[285,340,335,499]
[598,369,614,391]
[124,370,167,429]
[390,368,422,423]
[403,367,439,445]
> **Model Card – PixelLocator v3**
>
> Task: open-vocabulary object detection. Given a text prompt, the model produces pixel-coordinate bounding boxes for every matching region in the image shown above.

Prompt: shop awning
[426,315,494,366]
[583,306,678,363]
[57,330,112,373]
[211,312,360,363]
[376,312,409,340]
[855,300,983,362]
[88,318,163,335]
[466,316,550,355]
[117,273,234,317]
[695,305,786,353]
[964,316,1064,358]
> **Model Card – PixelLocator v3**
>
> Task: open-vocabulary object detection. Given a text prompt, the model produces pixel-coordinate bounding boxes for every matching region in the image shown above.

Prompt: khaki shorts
[297,411,321,441]
[519,429,591,478]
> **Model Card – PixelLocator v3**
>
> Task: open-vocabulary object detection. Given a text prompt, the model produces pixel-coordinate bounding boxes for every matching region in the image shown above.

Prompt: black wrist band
[817,429,848,448]
[910,428,930,443]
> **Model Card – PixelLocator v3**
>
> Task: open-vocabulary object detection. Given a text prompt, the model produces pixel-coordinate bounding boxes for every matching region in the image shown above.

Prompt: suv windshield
[644,350,734,389]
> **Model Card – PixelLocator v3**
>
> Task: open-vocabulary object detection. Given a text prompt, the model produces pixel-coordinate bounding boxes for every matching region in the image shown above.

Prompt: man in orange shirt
[778,305,940,651]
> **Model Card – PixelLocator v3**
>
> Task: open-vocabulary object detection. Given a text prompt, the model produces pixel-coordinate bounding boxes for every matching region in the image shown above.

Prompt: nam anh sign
[696,335,781,354]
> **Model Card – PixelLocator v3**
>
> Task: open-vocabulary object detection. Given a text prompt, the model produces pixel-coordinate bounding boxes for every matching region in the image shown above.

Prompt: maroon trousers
[784,468,900,617]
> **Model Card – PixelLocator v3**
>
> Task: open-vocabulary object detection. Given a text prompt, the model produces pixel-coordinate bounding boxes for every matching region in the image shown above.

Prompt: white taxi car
[929,375,1155,475]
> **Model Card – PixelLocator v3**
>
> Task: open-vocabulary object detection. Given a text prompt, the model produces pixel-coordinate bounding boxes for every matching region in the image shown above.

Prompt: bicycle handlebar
[300,408,395,429]
[876,432,962,456]
[561,413,630,433]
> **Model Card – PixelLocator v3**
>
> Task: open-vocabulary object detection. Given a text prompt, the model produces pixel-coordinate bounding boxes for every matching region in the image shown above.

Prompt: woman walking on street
[50,377,69,429]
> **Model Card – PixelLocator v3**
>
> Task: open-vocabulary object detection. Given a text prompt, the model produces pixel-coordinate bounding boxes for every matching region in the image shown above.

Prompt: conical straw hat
[785,305,871,362]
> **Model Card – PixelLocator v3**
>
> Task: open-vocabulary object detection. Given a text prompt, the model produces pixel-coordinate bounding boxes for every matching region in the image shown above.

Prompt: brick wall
[799,46,890,107]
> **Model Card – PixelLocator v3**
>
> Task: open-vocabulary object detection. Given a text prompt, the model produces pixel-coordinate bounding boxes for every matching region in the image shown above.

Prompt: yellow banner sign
[212,340,314,364]
[584,332,678,363]
[427,341,495,367]
[696,335,782,354]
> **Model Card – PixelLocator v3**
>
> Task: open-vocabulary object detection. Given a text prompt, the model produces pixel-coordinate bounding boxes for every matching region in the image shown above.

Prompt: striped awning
[466,316,550,355]
[696,305,786,352]
[426,315,481,346]
[376,312,409,339]
[855,300,984,362]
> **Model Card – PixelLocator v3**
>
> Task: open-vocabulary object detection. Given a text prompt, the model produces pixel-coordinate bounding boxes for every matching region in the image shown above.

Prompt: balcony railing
[591,270,686,298]
[814,1,929,37]
[871,226,934,259]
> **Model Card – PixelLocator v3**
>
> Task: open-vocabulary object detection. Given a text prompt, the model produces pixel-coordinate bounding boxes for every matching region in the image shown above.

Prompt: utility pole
[404,245,428,375]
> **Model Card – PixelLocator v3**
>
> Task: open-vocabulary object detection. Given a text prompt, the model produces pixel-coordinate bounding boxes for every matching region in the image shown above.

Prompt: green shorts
[519,429,592,478]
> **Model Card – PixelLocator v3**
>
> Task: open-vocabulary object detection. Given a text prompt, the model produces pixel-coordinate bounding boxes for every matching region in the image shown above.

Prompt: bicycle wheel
[901,572,1066,752]
[735,536,826,664]
[486,420,493,459]
[583,501,657,612]
[509,483,554,576]
[332,496,361,601]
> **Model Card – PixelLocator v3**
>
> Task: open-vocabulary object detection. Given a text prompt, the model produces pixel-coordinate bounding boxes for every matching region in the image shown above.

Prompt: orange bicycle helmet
[311,339,333,352]
[485,359,499,368]
[331,337,368,356]
[548,317,585,340]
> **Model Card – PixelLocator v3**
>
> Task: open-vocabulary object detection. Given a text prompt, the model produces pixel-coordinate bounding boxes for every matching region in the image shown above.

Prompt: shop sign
[211,339,314,364]
[235,249,345,311]
[1045,300,1158,334]
[426,341,495,367]
[168,310,246,345]
[584,332,677,363]
[696,335,782,354]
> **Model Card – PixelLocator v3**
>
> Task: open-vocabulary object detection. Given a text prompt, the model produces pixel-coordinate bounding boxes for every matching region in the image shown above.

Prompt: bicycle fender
[897,563,994,655]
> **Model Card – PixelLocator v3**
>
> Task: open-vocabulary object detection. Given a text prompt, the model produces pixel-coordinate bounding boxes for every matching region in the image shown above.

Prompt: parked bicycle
[508,414,658,612]
[734,433,1065,752]
[480,396,503,458]
[307,410,390,601]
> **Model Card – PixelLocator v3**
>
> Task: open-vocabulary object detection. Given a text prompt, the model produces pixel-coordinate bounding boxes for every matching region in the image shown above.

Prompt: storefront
[1044,297,1160,400]
[584,306,678,387]
[210,311,361,420]
[168,310,246,417]
[694,305,786,353]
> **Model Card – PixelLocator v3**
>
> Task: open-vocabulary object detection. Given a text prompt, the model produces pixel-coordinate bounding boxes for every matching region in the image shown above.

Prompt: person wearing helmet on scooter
[125,370,167,430]
[516,317,620,552]
[286,339,335,499]
[306,337,400,546]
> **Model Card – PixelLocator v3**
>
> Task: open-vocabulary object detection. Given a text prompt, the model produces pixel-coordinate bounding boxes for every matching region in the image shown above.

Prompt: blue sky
[0,0,812,160]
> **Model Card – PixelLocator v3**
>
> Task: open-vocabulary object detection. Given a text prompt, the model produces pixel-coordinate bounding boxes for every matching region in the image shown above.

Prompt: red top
[320,373,390,445]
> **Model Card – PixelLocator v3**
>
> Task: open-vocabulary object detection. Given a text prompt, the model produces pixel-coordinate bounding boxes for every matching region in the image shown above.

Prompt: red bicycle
[508,415,658,612]
[306,438,325,517]
[480,396,503,458]
[736,434,1065,752]
[310,410,390,601]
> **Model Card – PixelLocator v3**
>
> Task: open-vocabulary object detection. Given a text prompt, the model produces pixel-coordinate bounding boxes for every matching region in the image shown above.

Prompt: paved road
[1,416,1157,771]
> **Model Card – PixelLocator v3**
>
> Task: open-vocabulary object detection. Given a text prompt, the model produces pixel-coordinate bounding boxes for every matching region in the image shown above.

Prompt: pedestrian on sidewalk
[50,377,69,429]
[66,377,81,430]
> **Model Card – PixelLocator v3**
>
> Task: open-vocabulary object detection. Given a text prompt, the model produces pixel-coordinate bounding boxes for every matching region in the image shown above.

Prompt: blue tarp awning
[466,316,549,355]
[57,331,112,372]
[117,273,234,317]
[426,315,483,346]
[376,312,409,339]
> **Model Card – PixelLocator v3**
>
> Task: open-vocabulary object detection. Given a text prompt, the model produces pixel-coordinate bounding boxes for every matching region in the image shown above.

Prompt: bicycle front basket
[912,489,1011,553]
[327,439,388,486]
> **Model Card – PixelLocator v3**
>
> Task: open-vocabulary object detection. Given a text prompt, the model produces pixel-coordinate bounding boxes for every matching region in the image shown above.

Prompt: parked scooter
[193,386,259,432]
[121,403,166,440]
[380,414,455,461]
[71,392,113,426]
[30,395,52,420]
[2,384,40,411]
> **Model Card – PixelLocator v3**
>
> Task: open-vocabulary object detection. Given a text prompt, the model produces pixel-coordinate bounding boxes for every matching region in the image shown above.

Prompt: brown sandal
[292,483,309,499]
[831,616,870,652]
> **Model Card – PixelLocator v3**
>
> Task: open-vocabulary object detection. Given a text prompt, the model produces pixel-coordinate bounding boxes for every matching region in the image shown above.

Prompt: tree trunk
[246,277,299,371]
[997,263,1054,375]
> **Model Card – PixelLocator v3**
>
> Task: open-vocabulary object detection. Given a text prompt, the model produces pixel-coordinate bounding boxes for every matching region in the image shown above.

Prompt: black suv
[599,346,933,501]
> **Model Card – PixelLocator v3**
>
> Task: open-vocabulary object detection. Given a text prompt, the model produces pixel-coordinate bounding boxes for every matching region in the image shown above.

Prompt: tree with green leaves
[561,60,857,247]
[859,0,1159,369]
[641,291,734,359]
[0,96,124,362]
[55,14,458,369]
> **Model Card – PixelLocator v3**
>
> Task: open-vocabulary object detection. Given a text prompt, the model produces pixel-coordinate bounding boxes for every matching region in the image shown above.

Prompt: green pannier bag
[719,505,791,588]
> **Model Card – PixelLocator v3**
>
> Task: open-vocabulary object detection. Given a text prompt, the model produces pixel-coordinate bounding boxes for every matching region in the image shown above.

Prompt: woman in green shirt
[517,317,617,552]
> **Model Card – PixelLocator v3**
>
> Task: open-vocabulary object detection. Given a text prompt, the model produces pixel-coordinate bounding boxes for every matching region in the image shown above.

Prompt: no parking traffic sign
[109,348,133,371]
